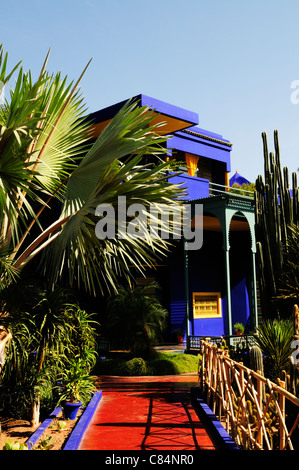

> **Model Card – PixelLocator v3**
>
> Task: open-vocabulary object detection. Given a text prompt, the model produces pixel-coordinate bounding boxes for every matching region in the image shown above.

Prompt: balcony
[169,172,255,206]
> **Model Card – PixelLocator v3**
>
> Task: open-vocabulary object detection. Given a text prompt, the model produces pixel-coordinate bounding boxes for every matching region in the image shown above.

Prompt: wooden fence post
[256,371,263,447]
[200,339,299,450]
[277,377,286,450]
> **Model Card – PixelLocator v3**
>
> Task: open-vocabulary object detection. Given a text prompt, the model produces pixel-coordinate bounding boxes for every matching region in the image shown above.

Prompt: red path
[78,375,216,451]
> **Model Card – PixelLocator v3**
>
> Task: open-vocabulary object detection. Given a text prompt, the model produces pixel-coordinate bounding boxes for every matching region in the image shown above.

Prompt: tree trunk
[0,327,12,374]
[0,328,11,438]
[31,395,40,428]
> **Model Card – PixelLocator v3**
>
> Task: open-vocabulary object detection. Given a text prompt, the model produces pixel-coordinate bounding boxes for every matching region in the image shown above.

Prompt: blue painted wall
[229,230,252,332]
[166,229,253,339]
[169,173,210,200]
[187,230,225,337]
[168,127,232,173]
[168,242,187,334]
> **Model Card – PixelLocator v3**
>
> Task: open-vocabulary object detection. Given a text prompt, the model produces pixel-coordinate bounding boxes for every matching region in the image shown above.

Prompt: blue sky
[2,0,299,182]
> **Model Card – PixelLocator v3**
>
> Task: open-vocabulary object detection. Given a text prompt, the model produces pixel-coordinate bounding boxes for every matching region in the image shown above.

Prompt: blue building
[89,94,258,342]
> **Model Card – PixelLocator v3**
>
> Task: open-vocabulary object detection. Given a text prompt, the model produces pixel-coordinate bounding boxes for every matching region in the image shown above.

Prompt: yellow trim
[192,292,222,318]
[225,172,230,192]
[185,153,199,176]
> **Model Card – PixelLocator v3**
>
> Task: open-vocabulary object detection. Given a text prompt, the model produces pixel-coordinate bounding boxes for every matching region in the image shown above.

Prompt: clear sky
[2,0,299,182]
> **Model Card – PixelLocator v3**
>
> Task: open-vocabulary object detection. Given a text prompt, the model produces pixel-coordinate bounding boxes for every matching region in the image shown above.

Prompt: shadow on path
[79,376,216,451]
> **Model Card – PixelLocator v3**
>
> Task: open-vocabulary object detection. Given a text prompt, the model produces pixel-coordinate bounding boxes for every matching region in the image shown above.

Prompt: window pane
[193,292,221,318]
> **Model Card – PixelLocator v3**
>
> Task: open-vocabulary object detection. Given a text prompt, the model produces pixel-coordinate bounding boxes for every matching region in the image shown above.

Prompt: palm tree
[105,283,168,358]
[0,44,184,298]
[0,282,99,423]
[0,45,185,414]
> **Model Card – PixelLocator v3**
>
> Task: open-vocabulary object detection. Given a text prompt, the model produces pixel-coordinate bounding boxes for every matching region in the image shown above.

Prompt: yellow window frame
[192,292,222,318]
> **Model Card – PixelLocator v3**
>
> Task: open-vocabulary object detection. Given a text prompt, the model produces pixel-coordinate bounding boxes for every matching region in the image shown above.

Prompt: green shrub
[164,353,199,373]
[119,357,148,376]
[94,352,201,376]
[148,358,179,375]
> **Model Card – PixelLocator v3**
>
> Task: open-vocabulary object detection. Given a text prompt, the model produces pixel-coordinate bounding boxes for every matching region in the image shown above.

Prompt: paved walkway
[78,375,217,451]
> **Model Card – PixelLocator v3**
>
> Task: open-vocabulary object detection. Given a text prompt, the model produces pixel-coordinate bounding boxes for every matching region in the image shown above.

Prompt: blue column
[251,249,258,331]
[224,247,233,336]
[184,239,192,337]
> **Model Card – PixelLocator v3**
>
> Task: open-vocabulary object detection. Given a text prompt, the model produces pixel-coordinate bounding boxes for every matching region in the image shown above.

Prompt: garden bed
[0,390,102,451]
[0,409,83,450]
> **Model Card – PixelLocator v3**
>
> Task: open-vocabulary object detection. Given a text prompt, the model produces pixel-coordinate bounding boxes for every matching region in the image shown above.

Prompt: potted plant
[174,329,185,344]
[57,358,98,420]
[233,322,245,335]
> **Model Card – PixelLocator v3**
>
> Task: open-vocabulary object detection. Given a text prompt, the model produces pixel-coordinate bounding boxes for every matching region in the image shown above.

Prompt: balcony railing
[209,181,255,198]
[188,334,255,351]
[168,172,255,202]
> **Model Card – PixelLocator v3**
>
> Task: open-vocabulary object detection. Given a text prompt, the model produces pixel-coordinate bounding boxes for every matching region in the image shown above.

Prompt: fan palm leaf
[15,100,185,294]
[0,46,92,249]
[0,45,185,297]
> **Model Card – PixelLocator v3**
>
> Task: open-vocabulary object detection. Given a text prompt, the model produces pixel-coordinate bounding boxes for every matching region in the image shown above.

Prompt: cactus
[293,304,299,337]
[289,304,299,396]
[250,345,264,375]
[250,344,266,400]
[255,130,299,317]
[232,390,280,449]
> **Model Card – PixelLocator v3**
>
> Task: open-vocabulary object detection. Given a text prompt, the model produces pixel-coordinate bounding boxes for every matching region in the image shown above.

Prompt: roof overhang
[88,94,199,138]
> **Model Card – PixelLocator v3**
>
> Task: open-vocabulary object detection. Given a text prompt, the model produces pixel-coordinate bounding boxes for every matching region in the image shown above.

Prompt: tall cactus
[255,130,299,318]
[250,344,265,400]
[250,344,264,375]
[290,304,299,396]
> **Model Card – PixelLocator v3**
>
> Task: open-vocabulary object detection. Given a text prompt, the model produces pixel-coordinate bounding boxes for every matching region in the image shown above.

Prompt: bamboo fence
[200,340,299,450]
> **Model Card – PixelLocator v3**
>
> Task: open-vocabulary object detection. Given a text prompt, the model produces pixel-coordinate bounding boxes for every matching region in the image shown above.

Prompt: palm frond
[0,46,186,296]
[62,100,169,216]
[0,47,92,255]
[39,102,185,295]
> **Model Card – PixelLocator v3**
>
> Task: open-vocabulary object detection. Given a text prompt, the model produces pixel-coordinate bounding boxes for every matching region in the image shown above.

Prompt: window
[196,156,212,182]
[192,292,222,318]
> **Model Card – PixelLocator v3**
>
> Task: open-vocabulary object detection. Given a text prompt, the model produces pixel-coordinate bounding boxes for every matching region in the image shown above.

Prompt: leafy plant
[2,440,28,450]
[253,318,293,380]
[105,283,168,358]
[56,358,98,405]
[55,419,67,432]
[233,322,245,333]
[0,284,99,422]
[66,306,99,370]
[229,182,256,196]
[36,436,54,450]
